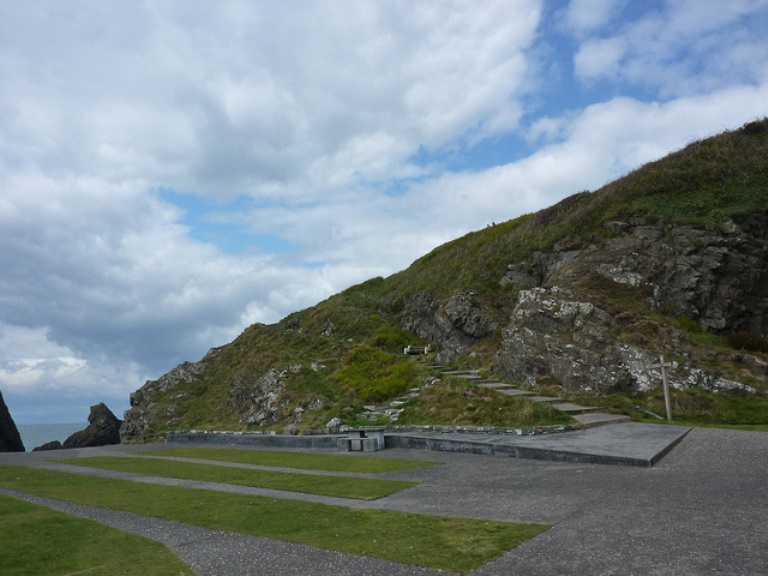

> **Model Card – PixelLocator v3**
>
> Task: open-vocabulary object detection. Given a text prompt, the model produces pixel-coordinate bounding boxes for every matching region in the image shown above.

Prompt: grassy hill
[123,119,768,441]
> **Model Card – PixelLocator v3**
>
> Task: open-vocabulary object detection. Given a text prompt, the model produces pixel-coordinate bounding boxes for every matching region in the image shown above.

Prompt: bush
[333,346,418,403]
[726,331,768,353]
[373,325,419,352]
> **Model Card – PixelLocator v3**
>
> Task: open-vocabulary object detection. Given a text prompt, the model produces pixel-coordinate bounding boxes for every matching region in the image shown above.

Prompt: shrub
[333,346,418,403]
[373,325,419,352]
[726,331,768,353]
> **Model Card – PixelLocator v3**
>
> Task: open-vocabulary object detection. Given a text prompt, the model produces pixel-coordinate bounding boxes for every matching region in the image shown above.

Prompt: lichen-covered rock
[63,403,122,448]
[121,351,215,442]
[494,287,630,393]
[228,367,288,425]
[493,286,758,395]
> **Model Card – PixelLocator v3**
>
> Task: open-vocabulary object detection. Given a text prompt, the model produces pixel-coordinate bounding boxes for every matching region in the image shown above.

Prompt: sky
[2,0,768,425]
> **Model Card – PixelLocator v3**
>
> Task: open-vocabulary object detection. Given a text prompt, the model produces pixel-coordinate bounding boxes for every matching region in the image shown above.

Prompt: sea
[16,423,86,452]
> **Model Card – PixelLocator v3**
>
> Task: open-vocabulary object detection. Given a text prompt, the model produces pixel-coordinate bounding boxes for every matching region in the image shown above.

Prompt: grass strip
[142,446,441,473]
[57,456,416,500]
[0,493,197,576]
[0,465,548,573]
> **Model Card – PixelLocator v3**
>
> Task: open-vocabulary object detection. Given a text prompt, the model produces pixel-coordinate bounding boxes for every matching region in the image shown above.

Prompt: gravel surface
[2,426,766,575]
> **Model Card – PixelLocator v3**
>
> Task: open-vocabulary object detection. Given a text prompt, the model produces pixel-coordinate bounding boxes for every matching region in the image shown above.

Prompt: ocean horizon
[16,422,86,452]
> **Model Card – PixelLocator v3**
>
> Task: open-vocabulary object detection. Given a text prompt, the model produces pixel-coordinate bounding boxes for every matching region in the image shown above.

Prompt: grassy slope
[0,494,197,576]
[132,120,768,437]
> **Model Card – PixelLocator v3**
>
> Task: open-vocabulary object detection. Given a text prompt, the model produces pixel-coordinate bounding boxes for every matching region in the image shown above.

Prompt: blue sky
[1,0,767,426]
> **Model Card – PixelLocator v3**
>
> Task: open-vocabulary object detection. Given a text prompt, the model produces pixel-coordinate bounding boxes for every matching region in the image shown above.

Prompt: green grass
[0,493,197,576]
[569,387,768,428]
[57,456,417,500]
[400,379,575,427]
[141,446,441,473]
[0,465,549,573]
[334,345,421,403]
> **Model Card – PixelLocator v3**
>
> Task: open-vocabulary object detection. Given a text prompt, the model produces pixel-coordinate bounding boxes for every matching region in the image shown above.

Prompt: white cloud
[1,0,767,426]
[0,0,542,201]
[562,0,627,37]
[571,0,768,96]
[393,82,768,235]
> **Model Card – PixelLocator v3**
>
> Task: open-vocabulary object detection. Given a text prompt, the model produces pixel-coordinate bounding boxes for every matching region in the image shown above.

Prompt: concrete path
[1,426,766,575]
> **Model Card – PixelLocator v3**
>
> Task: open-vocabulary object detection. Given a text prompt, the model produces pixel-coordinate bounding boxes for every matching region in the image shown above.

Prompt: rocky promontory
[0,389,25,452]
[61,403,123,449]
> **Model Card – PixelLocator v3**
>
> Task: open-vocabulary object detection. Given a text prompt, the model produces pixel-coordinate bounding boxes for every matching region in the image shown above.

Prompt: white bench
[403,345,431,355]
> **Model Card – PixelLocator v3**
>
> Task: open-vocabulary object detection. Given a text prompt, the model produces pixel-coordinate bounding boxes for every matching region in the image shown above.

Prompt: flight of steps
[433,367,630,428]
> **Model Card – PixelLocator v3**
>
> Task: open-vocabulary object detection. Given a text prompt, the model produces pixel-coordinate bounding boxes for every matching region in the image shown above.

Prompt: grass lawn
[142,446,442,473]
[0,465,549,573]
[57,455,417,500]
[0,493,197,576]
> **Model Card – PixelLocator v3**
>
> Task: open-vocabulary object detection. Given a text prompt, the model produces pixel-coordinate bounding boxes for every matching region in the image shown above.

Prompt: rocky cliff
[0,389,25,452]
[123,120,768,441]
[403,217,768,395]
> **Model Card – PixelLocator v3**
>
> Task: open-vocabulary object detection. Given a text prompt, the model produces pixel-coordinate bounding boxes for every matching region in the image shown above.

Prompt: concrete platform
[388,422,691,467]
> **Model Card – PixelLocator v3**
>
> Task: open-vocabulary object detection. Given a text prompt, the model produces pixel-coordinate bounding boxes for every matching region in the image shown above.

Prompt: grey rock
[493,286,758,396]
[0,389,25,452]
[401,290,498,363]
[64,403,122,448]
[33,440,63,451]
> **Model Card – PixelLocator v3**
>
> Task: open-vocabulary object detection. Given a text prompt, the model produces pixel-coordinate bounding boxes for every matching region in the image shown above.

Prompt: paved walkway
[1,425,766,575]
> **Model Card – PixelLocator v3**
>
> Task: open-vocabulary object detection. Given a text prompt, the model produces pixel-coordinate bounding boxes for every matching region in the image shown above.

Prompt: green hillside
[124,119,768,441]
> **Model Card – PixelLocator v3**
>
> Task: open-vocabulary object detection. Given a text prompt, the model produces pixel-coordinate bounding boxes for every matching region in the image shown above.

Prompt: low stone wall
[382,423,582,436]
[166,422,581,450]
[165,430,343,449]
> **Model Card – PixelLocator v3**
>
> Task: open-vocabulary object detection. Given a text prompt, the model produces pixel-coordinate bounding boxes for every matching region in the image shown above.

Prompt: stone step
[552,403,601,414]
[476,381,514,390]
[494,388,535,397]
[573,412,632,427]
[528,396,563,404]
[440,369,479,376]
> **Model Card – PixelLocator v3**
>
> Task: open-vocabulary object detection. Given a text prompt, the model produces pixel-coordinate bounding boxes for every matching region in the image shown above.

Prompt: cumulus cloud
[1,0,767,424]
[571,0,768,96]
[561,0,627,37]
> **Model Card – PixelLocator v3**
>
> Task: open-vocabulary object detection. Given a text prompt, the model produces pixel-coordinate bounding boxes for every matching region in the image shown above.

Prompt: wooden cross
[649,355,674,421]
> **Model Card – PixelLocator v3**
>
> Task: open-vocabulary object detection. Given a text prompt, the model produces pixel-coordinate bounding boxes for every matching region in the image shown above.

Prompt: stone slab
[388,422,691,467]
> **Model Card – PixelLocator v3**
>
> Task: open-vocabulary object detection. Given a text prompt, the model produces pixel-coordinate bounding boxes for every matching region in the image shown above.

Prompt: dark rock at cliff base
[0,389,25,452]
[33,440,63,451]
[63,403,122,448]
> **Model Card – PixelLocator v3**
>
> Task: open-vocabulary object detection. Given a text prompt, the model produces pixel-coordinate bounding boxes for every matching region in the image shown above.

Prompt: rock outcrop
[0,389,25,452]
[396,217,767,394]
[493,286,756,395]
[401,290,499,363]
[63,403,122,448]
[33,440,63,451]
[120,355,211,442]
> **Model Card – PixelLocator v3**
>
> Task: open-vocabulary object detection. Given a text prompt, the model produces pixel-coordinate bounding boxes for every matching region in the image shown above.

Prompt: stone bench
[338,436,380,452]
[337,427,386,452]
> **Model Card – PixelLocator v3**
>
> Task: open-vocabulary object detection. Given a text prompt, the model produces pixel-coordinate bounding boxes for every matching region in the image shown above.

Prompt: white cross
[649,355,674,421]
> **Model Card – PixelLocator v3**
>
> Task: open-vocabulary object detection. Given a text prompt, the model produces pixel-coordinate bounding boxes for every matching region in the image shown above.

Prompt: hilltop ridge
[122,119,768,442]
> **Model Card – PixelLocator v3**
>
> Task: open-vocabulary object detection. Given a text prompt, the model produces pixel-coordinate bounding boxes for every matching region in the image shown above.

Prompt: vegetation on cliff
[123,120,768,441]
